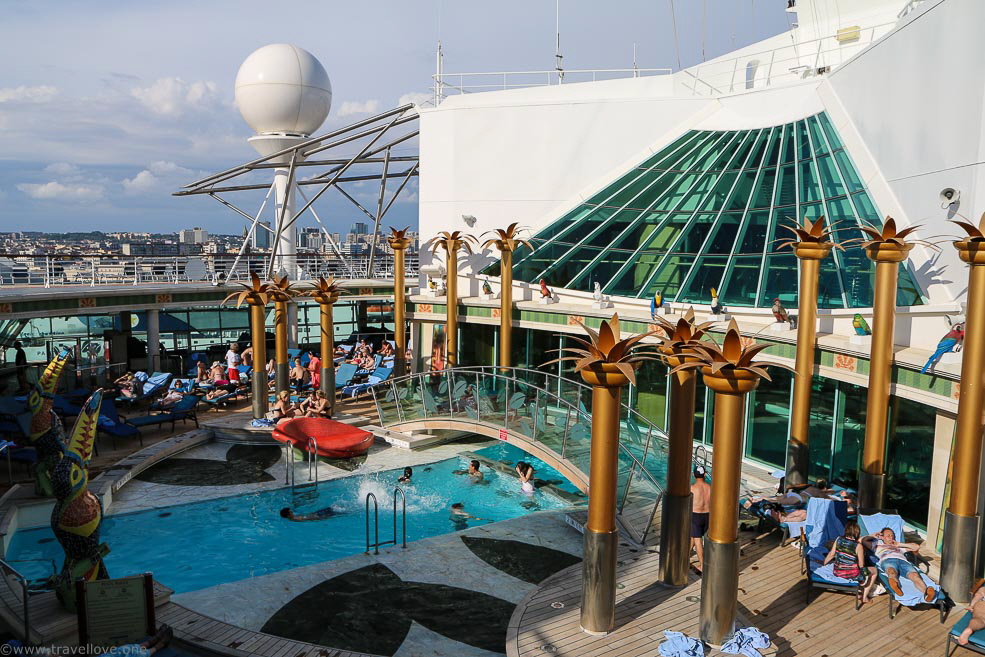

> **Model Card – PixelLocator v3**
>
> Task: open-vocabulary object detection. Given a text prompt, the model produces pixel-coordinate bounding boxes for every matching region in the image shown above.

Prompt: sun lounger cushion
[859,512,942,605]
[951,612,985,649]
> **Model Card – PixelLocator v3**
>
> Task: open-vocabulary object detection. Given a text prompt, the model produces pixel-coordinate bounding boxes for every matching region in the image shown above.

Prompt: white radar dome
[234,44,332,137]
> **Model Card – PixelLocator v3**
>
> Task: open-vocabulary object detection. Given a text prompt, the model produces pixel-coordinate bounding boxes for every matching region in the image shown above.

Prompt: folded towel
[657,630,704,657]
[721,627,771,657]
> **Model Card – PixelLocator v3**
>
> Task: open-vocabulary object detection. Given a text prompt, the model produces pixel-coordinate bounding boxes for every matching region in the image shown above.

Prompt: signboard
[77,573,155,647]
[499,429,507,441]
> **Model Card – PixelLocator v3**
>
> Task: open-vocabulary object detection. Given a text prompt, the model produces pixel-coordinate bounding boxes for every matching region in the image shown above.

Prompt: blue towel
[882,568,941,606]
[806,498,843,549]
[657,631,703,657]
[721,627,771,657]
[809,562,859,585]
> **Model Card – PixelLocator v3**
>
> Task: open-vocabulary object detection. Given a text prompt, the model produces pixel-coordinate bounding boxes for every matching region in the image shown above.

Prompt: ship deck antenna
[701,0,707,62]
[633,43,639,77]
[669,0,682,70]
[555,0,564,83]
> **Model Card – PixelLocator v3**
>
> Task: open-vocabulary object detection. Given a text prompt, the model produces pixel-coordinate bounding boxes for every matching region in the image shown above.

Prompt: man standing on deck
[690,465,711,574]
[13,341,28,393]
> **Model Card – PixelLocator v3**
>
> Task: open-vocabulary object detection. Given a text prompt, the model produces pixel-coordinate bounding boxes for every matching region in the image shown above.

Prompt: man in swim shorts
[691,465,711,574]
[280,507,336,522]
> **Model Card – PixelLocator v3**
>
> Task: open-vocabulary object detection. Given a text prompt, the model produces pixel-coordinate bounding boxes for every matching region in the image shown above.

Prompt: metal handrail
[433,67,672,99]
[307,437,318,483]
[369,367,669,533]
[0,557,56,644]
[365,488,407,554]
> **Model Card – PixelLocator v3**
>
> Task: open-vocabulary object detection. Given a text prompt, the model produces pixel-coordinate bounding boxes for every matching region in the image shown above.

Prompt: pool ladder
[285,438,320,504]
[365,488,407,555]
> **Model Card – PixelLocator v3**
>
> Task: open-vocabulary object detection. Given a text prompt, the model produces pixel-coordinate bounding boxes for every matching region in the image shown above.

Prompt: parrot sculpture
[428,277,437,290]
[710,287,725,315]
[50,389,110,610]
[539,279,553,299]
[650,290,663,320]
[27,348,72,497]
[852,313,872,336]
[481,280,493,295]
[593,282,603,302]
[771,298,789,323]
[921,323,965,373]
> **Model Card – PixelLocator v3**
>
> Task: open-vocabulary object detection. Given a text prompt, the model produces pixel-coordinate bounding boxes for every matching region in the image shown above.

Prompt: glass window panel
[633,362,667,427]
[579,210,642,248]
[764,128,782,167]
[799,161,822,203]
[839,250,875,308]
[819,112,845,150]
[826,196,855,223]
[707,213,743,253]
[746,129,771,169]
[644,213,690,250]
[545,246,604,287]
[642,132,701,169]
[607,249,664,297]
[782,124,797,163]
[706,132,744,171]
[759,254,799,307]
[534,205,597,240]
[736,210,769,254]
[832,381,864,489]
[799,202,823,221]
[808,377,837,481]
[834,151,864,193]
[693,381,709,446]
[818,257,846,309]
[746,368,792,467]
[652,173,699,212]
[674,214,718,253]
[751,168,776,209]
[775,164,796,207]
[607,212,665,252]
[699,172,738,212]
[898,263,924,306]
[797,120,812,161]
[624,174,678,210]
[727,171,757,211]
[604,171,662,208]
[852,191,879,221]
[728,131,762,170]
[808,116,829,156]
[816,154,845,198]
[650,255,696,299]
[885,395,935,528]
[674,173,715,212]
[721,256,762,306]
[678,256,728,302]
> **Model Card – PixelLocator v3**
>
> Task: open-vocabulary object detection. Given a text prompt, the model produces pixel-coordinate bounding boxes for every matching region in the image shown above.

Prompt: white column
[146,309,160,371]
[288,301,299,350]
[273,167,298,279]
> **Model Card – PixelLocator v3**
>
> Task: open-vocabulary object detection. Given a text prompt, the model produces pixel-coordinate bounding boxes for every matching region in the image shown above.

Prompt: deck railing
[370,366,679,542]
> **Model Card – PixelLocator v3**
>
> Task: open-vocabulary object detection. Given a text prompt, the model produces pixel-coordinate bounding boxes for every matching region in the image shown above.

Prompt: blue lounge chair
[334,363,359,390]
[127,395,200,431]
[186,352,208,377]
[97,398,143,448]
[341,367,393,398]
[947,607,985,655]
[149,379,196,410]
[799,497,861,605]
[117,371,172,406]
[859,511,947,621]
[201,387,241,410]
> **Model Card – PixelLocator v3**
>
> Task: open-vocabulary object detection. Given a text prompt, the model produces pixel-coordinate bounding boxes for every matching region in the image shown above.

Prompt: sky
[0,1,791,237]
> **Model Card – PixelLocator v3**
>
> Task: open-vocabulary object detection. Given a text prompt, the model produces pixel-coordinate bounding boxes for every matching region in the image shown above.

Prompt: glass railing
[370,366,671,542]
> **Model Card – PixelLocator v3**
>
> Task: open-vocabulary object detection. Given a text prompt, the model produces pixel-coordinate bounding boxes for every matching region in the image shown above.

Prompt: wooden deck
[508,528,950,657]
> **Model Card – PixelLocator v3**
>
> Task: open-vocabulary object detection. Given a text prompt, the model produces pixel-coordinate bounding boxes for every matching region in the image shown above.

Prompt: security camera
[462,214,477,227]
[940,188,960,208]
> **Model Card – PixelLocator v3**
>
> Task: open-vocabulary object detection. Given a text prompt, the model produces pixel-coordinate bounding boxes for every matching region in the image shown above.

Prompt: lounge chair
[186,352,208,377]
[341,367,393,399]
[149,379,197,411]
[201,388,241,410]
[946,580,985,656]
[333,363,359,390]
[799,497,862,605]
[127,395,200,431]
[859,511,947,621]
[97,398,143,448]
[117,371,172,406]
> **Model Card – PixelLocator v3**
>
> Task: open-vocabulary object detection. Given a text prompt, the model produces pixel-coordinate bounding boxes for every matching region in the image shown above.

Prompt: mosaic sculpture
[50,389,109,610]
[852,313,872,336]
[27,348,72,497]
[539,279,553,299]
[709,287,726,315]
[922,322,965,373]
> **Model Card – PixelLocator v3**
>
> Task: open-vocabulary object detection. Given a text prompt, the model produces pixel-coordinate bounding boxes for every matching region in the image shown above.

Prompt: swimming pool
[8,448,579,594]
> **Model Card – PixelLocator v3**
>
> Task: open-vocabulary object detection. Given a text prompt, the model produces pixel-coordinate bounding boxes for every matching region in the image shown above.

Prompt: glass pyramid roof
[499,112,922,309]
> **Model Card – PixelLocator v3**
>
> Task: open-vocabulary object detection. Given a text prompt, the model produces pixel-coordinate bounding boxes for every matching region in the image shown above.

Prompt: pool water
[473,443,582,495]
[8,449,577,594]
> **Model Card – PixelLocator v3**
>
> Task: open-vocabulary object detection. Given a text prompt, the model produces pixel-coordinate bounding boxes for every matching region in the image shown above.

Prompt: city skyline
[0,1,789,238]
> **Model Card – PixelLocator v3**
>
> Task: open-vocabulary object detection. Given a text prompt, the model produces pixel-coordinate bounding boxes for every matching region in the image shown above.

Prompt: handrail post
[561,406,571,459]
[365,492,379,555]
[619,462,637,513]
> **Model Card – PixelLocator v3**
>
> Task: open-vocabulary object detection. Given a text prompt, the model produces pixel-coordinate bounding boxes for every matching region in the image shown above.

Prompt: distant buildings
[179,227,209,244]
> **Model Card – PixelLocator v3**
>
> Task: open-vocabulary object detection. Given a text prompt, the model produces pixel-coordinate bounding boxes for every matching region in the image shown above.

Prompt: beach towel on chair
[806,498,844,549]
[721,627,771,657]
[657,630,703,657]
[860,512,941,606]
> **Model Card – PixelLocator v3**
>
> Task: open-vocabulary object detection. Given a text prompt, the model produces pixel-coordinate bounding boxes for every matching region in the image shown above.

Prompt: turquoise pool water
[8,447,578,594]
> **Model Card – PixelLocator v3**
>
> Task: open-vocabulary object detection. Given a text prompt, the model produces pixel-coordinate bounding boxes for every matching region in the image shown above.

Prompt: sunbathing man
[959,583,985,645]
[861,527,937,602]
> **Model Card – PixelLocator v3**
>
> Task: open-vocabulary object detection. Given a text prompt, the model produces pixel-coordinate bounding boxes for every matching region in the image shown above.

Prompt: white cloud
[0,85,58,103]
[131,78,221,117]
[122,160,194,195]
[17,181,104,202]
[397,92,432,108]
[44,162,81,177]
[336,99,381,118]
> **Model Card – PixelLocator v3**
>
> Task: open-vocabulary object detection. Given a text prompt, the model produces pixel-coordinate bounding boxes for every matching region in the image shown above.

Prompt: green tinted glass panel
[509,112,921,307]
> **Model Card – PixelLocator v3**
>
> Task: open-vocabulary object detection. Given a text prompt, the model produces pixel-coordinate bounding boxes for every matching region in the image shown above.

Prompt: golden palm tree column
[669,321,783,645]
[249,301,268,419]
[305,278,345,417]
[941,215,985,602]
[388,229,412,377]
[654,309,713,587]
[274,298,290,394]
[499,246,514,369]
[787,241,833,487]
[445,240,461,367]
[859,233,913,509]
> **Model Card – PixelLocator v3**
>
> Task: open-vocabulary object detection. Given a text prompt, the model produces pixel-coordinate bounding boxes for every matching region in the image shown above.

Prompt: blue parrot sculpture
[921,323,964,373]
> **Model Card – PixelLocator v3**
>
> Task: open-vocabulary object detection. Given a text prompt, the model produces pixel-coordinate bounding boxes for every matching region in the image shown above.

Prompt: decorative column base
[580,528,619,635]
[251,373,266,419]
[277,364,290,396]
[785,440,809,488]
[941,511,980,604]
[699,539,740,646]
[857,470,885,511]
[320,366,334,416]
[659,493,692,588]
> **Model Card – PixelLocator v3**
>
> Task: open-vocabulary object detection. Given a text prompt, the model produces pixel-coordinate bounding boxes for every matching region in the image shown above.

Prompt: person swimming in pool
[398,466,413,483]
[450,502,485,530]
[280,506,337,522]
